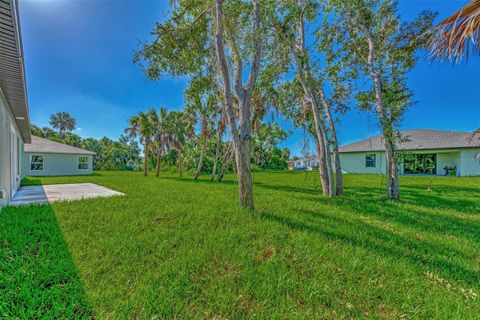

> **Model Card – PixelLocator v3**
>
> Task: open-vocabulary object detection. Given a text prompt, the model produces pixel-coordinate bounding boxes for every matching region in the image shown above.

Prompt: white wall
[0,89,24,206]
[339,152,387,174]
[24,153,93,176]
[0,89,24,207]
[436,152,461,176]
[460,150,480,176]
[339,150,480,176]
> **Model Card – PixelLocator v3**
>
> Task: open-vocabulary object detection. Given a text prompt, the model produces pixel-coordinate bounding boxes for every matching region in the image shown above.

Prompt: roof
[25,136,96,155]
[0,0,30,143]
[339,129,480,153]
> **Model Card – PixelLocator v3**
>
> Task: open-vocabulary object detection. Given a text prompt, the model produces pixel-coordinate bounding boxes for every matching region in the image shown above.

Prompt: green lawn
[1,171,479,319]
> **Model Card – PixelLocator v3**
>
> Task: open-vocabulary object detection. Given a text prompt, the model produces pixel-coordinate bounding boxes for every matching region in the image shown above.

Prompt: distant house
[0,0,30,206]
[290,154,319,170]
[291,129,480,176]
[24,136,95,176]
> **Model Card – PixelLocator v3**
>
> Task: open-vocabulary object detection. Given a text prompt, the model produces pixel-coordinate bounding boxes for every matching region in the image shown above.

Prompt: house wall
[339,152,387,174]
[435,152,461,176]
[339,149,480,176]
[0,89,24,207]
[24,153,93,176]
[460,149,480,176]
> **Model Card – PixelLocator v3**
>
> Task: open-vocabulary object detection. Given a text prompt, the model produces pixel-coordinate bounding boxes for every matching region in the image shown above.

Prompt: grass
[1,170,479,319]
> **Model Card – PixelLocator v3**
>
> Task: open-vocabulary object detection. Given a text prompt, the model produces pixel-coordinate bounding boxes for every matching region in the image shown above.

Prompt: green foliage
[252,123,290,169]
[3,171,479,318]
[322,0,437,134]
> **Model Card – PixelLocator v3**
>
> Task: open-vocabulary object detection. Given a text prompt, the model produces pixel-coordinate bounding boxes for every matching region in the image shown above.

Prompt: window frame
[365,154,376,168]
[30,154,44,171]
[78,156,89,170]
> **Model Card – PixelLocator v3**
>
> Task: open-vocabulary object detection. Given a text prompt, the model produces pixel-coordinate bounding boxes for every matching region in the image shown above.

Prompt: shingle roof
[25,136,96,155]
[339,129,480,153]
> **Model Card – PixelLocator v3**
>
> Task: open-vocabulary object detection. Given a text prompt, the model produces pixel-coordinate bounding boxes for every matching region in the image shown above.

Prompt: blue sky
[20,0,479,156]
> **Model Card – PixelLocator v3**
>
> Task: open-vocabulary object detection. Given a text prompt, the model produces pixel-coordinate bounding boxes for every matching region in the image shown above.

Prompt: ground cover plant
[1,171,479,318]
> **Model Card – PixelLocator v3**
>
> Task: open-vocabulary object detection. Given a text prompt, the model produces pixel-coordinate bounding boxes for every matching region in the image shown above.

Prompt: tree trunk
[233,137,254,209]
[364,26,400,199]
[384,140,400,199]
[288,17,334,197]
[311,103,334,197]
[143,142,149,176]
[155,146,162,177]
[194,140,206,180]
[213,0,260,210]
[177,149,183,177]
[211,137,221,181]
[319,90,343,195]
[218,144,232,182]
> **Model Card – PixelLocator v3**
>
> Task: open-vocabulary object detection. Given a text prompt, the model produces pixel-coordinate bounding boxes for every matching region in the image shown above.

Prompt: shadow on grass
[0,204,92,318]
[262,208,480,287]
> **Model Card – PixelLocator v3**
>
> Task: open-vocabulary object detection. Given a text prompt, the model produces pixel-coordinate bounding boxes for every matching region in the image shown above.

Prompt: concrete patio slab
[10,183,124,206]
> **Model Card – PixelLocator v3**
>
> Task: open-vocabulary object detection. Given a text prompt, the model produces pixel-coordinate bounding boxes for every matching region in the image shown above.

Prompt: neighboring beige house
[339,129,480,176]
[24,136,95,176]
[0,0,31,206]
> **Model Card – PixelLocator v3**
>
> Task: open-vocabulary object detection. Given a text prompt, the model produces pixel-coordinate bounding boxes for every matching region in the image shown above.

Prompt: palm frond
[429,0,480,62]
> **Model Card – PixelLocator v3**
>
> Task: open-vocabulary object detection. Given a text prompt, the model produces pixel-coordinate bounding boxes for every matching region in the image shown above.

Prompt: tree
[166,111,188,177]
[150,107,170,177]
[429,0,480,62]
[49,112,76,133]
[135,0,272,209]
[327,0,435,199]
[125,111,156,176]
[184,74,218,181]
[273,0,340,196]
[213,0,264,209]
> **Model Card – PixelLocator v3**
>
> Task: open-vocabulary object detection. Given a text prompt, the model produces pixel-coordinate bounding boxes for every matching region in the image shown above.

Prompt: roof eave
[1,0,31,143]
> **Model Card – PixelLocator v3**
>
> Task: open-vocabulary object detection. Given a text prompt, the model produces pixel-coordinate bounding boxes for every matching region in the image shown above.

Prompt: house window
[403,154,437,175]
[78,156,88,170]
[30,155,44,171]
[365,154,376,168]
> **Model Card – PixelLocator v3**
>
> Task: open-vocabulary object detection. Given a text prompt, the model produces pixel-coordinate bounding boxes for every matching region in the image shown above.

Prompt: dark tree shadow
[261,209,480,287]
[0,204,93,318]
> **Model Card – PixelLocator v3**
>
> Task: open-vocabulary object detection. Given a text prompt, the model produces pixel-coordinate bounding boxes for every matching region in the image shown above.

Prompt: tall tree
[49,112,76,133]
[150,107,170,177]
[125,111,156,176]
[166,111,188,177]
[135,0,272,209]
[273,0,337,196]
[327,0,435,199]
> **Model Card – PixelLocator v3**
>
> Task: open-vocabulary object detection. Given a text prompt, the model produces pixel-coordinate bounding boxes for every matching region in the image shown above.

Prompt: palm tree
[167,111,187,177]
[49,112,76,132]
[429,0,480,62]
[150,108,170,177]
[125,111,155,176]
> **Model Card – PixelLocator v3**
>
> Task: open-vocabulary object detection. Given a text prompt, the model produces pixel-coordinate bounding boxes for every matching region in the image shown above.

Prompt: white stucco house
[0,0,30,206]
[339,129,480,176]
[24,136,95,176]
[291,129,480,176]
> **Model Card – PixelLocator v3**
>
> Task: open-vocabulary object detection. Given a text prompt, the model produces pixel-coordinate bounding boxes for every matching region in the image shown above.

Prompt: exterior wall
[339,149,480,176]
[460,150,480,176]
[339,152,387,174]
[435,152,461,176]
[24,153,93,176]
[0,89,24,206]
